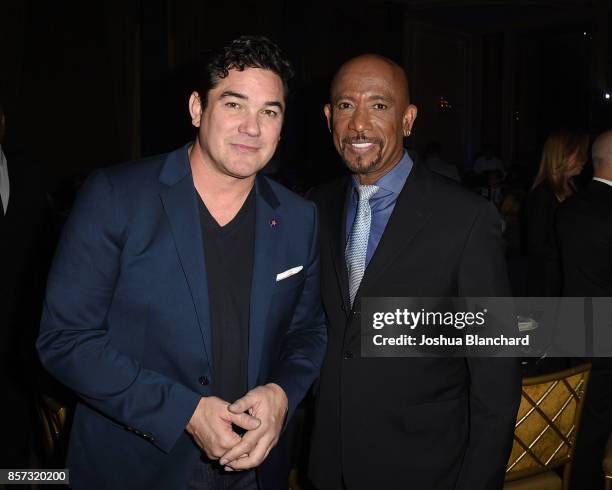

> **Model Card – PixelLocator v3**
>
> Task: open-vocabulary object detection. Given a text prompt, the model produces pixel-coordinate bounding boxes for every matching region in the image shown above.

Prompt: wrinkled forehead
[212,68,285,99]
[331,57,409,103]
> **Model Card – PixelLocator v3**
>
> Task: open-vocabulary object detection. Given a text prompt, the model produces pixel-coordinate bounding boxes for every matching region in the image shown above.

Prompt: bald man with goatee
[307,54,521,490]
[557,129,612,490]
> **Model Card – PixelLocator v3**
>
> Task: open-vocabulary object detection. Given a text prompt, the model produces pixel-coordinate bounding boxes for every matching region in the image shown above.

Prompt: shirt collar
[351,150,413,197]
[0,145,6,170]
[593,177,612,188]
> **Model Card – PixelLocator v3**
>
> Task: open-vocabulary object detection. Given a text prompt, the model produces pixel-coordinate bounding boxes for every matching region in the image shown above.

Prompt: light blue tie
[346,184,379,306]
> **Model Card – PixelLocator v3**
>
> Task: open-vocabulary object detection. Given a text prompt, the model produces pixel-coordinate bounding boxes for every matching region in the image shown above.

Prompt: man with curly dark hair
[198,36,294,110]
[37,35,326,490]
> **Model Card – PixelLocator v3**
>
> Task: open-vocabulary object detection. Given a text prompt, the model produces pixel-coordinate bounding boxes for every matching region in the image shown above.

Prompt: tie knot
[357,184,379,202]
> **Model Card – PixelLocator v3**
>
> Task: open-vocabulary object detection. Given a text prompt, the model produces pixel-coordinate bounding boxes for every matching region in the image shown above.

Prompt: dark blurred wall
[402,21,473,168]
[1,0,611,188]
[0,0,141,189]
[400,4,611,171]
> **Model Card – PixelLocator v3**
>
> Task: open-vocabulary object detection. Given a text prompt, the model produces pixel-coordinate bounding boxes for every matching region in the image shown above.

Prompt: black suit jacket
[556,179,612,296]
[556,180,612,490]
[308,163,521,490]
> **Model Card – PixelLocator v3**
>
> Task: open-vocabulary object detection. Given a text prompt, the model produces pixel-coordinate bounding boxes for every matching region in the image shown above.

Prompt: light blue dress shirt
[345,151,413,266]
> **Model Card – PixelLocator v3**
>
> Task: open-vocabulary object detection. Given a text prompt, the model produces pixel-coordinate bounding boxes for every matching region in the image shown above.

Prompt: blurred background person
[0,99,32,473]
[484,169,504,207]
[473,145,504,175]
[0,99,54,474]
[423,141,461,182]
[519,129,588,377]
[468,146,505,206]
[524,128,589,297]
[557,129,612,490]
[557,129,612,297]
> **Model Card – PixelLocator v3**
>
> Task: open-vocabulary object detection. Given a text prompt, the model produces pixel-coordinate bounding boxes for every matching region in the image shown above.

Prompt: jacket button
[343,350,353,359]
[199,376,209,386]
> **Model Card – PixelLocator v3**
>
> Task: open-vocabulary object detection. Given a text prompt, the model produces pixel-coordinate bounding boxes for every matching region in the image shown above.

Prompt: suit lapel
[248,175,281,388]
[357,163,433,301]
[159,151,287,387]
[328,178,352,316]
[159,146,213,374]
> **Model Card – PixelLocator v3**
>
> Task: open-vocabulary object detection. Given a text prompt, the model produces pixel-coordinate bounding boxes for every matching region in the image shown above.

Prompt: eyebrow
[264,100,284,112]
[219,90,284,112]
[220,90,248,101]
[333,94,392,103]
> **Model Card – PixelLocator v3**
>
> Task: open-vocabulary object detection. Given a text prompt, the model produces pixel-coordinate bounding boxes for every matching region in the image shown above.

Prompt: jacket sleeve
[267,201,328,421]
[455,201,522,490]
[37,170,201,454]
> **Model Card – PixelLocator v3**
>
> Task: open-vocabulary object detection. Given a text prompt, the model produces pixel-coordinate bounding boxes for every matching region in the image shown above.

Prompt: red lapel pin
[270,218,278,228]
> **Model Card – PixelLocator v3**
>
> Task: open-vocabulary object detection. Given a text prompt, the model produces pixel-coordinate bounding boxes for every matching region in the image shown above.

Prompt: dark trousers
[570,361,612,490]
[188,457,258,490]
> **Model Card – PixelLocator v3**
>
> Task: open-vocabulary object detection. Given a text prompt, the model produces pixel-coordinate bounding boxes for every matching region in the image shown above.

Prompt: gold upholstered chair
[504,362,592,490]
[36,393,69,462]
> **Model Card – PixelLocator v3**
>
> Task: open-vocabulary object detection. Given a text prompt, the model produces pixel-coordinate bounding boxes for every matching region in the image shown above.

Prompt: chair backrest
[506,362,592,483]
[36,394,68,459]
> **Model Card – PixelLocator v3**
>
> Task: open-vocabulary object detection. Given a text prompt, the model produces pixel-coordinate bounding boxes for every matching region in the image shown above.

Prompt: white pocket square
[276,266,303,282]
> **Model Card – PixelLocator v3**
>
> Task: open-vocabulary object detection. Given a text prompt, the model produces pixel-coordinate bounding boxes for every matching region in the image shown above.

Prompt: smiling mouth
[231,143,260,153]
[345,140,379,154]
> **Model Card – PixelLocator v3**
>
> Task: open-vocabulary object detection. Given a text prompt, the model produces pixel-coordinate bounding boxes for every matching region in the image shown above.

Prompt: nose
[348,105,371,133]
[238,111,261,137]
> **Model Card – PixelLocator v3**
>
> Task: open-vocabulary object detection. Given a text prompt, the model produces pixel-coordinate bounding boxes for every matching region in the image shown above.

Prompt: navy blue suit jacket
[37,145,327,490]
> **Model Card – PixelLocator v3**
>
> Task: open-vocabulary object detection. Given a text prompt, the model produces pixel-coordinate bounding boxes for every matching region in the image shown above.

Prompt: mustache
[342,135,382,146]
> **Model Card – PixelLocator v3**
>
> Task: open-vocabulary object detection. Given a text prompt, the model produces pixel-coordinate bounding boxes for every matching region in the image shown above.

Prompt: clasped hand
[186,383,288,470]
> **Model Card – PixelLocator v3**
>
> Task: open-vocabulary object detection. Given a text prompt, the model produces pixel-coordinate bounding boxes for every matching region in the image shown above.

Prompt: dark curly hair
[196,35,294,109]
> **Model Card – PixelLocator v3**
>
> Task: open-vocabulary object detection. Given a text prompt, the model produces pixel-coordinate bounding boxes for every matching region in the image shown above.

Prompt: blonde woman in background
[524,129,589,296]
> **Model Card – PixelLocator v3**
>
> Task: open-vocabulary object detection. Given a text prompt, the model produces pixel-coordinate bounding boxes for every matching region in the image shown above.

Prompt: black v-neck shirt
[198,187,256,403]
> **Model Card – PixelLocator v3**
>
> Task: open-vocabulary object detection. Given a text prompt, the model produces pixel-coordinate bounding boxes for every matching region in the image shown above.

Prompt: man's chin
[225,160,267,180]
[342,156,380,175]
